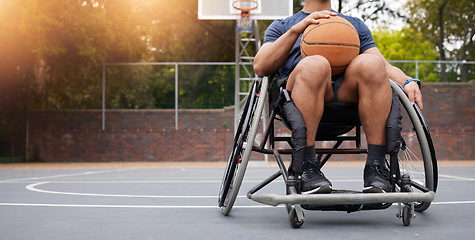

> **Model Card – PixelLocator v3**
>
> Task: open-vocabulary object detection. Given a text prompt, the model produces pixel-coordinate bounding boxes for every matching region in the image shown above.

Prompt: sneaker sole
[301,184,332,195]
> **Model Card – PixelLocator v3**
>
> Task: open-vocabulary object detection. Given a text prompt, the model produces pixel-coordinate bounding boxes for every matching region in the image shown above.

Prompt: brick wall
[28,109,236,162]
[418,82,474,160]
[27,82,474,162]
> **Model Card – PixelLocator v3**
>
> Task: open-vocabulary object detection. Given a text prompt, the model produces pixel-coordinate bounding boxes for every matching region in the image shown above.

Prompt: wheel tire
[218,77,269,216]
[288,207,304,229]
[402,205,412,226]
[390,80,437,212]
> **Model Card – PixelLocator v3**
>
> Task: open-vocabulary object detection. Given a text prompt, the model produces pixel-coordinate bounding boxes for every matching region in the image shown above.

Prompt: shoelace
[303,163,324,178]
[368,164,390,181]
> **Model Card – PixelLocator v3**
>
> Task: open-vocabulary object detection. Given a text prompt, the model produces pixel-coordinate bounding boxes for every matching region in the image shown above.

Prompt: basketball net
[233,0,258,32]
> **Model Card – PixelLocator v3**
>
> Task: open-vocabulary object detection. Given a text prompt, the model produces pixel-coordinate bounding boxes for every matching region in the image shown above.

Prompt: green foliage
[1,0,472,115]
[406,0,474,60]
[405,0,474,81]
[17,0,141,64]
[178,65,235,109]
[372,28,440,82]
[106,65,156,109]
[150,66,177,109]
[373,28,438,60]
[1,0,150,110]
[0,0,236,111]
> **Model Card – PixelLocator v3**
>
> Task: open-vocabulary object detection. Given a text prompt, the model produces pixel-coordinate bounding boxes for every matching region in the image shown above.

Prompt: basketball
[300,16,360,75]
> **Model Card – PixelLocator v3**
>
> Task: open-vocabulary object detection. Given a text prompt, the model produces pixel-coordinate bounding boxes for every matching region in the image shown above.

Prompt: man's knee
[296,55,331,74]
[292,55,331,87]
[347,54,387,86]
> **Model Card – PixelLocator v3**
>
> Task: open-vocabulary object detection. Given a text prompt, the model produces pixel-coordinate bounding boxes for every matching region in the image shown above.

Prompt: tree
[0,0,35,158]
[0,0,151,109]
[128,0,236,109]
[0,0,238,110]
[406,0,475,82]
[334,0,405,28]
[125,0,235,63]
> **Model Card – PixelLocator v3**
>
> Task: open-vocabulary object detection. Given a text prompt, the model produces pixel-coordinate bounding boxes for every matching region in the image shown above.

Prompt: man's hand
[290,10,337,35]
[404,81,423,110]
[254,10,337,77]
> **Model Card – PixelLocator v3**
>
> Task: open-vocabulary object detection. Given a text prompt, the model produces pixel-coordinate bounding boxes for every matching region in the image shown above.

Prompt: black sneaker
[301,162,332,194]
[363,162,392,193]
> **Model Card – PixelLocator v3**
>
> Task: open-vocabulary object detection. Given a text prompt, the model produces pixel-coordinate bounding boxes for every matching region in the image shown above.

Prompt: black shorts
[331,74,344,102]
[277,73,345,102]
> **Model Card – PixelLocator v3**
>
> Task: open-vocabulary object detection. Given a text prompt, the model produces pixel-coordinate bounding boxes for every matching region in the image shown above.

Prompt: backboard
[198,0,293,20]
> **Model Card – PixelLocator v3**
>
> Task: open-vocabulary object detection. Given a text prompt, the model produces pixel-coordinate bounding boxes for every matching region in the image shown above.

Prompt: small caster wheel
[288,207,304,229]
[402,205,412,226]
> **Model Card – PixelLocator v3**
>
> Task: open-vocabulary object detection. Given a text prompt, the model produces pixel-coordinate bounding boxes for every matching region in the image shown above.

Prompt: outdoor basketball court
[1,1,472,239]
[0,161,474,239]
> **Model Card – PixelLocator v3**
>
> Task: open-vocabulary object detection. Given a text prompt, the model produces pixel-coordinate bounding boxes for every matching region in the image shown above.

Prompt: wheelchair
[218,75,437,228]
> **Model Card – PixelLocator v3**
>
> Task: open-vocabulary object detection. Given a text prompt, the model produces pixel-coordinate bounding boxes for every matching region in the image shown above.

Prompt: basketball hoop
[233,0,258,16]
[232,0,258,32]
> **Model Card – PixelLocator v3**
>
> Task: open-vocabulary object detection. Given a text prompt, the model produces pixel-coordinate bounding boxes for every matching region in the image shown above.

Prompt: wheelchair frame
[218,76,437,228]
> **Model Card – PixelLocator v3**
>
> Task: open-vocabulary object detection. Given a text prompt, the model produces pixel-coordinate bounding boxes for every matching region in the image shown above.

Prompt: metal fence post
[415,61,419,79]
[234,21,240,133]
[102,63,106,131]
[175,62,179,130]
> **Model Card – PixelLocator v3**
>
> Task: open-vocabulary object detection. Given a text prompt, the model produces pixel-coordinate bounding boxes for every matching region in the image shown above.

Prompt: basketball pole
[234,20,240,134]
[234,9,261,133]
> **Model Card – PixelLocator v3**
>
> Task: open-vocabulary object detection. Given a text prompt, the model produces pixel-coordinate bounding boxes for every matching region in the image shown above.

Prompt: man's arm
[253,32,299,77]
[253,11,337,77]
[363,47,423,110]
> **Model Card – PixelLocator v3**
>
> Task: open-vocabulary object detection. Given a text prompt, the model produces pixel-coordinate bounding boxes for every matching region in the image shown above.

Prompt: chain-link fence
[389,60,475,82]
[0,60,473,162]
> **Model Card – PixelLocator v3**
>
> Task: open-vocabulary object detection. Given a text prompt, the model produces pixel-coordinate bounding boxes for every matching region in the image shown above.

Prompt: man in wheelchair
[253,0,423,194]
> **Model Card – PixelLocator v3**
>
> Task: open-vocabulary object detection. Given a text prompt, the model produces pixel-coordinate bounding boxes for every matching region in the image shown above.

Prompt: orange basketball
[300,16,360,75]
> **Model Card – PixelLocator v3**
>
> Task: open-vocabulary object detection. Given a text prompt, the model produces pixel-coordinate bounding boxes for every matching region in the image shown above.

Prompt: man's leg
[286,55,334,145]
[338,54,393,192]
[286,55,334,194]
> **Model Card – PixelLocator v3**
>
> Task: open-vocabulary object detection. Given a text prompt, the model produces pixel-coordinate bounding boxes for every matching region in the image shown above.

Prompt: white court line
[432,201,475,205]
[24,180,363,199]
[24,174,475,200]
[24,182,475,205]
[0,168,134,183]
[21,180,254,184]
[438,174,475,181]
[26,182,245,199]
[16,177,472,184]
[4,171,474,184]
[0,202,274,209]
[1,201,475,209]
[20,180,361,183]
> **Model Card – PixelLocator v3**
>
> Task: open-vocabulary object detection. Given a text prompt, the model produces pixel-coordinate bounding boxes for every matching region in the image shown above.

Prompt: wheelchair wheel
[288,206,305,229]
[218,77,268,216]
[390,80,437,212]
[402,204,412,226]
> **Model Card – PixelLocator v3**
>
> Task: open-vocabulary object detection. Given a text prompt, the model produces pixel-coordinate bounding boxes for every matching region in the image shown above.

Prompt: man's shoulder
[264,11,306,43]
[335,12,365,31]
[272,11,308,28]
[284,10,308,22]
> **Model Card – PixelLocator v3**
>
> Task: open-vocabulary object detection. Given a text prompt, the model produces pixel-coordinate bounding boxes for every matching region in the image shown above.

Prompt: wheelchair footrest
[250,191,435,207]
